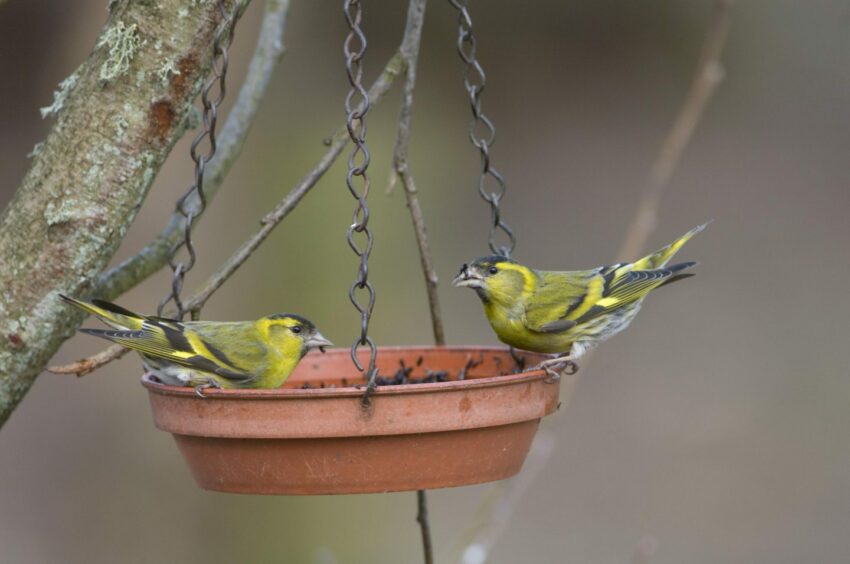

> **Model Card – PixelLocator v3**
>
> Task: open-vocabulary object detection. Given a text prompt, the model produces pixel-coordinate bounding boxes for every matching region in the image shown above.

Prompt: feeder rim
[141,345,551,400]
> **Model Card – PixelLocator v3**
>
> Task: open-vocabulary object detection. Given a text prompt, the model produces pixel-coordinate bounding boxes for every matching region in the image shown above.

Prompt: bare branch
[390,0,443,349]
[450,2,735,560]
[451,432,557,564]
[388,2,435,561]
[96,0,291,301]
[417,489,434,564]
[184,52,405,316]
[50,42,411,377]
[617,0,733,262]
[48,344,130,377]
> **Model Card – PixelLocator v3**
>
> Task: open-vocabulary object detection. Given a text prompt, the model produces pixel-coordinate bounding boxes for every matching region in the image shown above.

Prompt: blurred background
[2,0,850,562]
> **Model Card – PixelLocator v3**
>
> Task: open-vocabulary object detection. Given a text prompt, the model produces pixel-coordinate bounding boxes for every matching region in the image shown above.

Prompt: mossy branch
[0,0,252,427]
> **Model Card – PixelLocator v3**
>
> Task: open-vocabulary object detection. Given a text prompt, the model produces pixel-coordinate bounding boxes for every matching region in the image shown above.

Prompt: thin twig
[184,52,405,317]
[452,432,557,564]
[390,0,443,349]
[389,2,436,561]
[617,0,733,262]
[96,0,291,301]
[417,489,434,564]
[449,3,734,561]
[47,344,131,377]
[51,34,411,376]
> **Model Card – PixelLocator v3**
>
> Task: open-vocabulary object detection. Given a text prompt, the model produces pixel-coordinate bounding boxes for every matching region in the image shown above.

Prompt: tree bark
[0,0,247,427]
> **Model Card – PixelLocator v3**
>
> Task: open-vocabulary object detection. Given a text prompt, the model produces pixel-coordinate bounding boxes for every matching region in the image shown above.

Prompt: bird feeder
[142,0,563,495]
[144,347,559,494]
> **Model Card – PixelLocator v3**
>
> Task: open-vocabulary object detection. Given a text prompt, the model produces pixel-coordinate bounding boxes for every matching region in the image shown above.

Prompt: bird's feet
[194,378,223,398]
[531,355,579,382]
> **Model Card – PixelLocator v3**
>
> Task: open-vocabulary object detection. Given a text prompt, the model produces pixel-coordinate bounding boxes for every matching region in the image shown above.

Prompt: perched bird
[452,224,706,375]
[61,296,332,394]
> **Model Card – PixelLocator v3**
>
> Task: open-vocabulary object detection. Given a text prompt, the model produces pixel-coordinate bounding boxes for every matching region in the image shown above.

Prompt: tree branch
[183,52,405,317]
[0,0,253,427]
[48,344,131,377]
[50,38,411,377]
[449,2,735,561]
[96,0,291,301]
[387,2,436,561]
[617,0,733,262]
[390,0,443,349]
[452,432,557,564]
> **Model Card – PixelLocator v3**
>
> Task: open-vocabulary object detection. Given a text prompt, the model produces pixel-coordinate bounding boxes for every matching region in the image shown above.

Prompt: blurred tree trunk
[0,0,247,427]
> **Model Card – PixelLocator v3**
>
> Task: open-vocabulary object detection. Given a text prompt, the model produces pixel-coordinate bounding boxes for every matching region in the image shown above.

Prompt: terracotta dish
[143,346,562,495]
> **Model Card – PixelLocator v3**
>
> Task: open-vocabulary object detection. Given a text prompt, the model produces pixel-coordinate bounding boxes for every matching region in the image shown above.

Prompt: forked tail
[59,295,146,331]
[631,222,710,270]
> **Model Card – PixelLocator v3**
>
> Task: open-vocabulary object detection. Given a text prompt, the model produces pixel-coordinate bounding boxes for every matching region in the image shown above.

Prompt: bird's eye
[488,266,498,275]
[291,325,302,334]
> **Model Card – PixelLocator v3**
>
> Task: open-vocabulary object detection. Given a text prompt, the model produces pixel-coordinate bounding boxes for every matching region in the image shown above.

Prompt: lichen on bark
[0,0,248,427]
[97,21,141,82]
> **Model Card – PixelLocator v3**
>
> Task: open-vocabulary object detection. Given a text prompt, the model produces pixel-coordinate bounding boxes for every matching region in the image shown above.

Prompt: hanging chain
[343,0,378,388]
[158,0,241,320]
[448,0,516,258]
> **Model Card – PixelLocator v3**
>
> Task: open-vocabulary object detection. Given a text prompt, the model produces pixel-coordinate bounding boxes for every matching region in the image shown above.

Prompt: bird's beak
[452,264,484,288]
[306,332,333,352]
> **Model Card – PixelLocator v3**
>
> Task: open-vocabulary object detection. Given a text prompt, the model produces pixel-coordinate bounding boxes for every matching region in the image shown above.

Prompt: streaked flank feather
[61,296,331,392]
[453,224,706,364]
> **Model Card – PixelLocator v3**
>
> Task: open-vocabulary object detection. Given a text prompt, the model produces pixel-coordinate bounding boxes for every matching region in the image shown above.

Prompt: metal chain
[158,0,241,320]
[448,0,516,258]
[343,0,378,388]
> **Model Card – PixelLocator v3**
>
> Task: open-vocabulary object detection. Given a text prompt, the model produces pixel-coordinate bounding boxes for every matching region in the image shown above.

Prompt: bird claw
[543,366,561,383]
[532,357,579,383]
[194,378,222,398]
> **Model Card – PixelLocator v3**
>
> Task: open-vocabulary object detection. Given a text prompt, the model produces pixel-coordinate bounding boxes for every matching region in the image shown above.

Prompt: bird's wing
[186,322,273,383]
[80,319,257,384]
[570,262,696,325]
[523,269,601,333]
[524,262,695,332]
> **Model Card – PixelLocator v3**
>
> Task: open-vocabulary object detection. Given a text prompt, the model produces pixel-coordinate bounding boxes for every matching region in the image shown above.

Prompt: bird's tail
[657,261,698,288]
[631,222,709,270]
[59,295,146,331]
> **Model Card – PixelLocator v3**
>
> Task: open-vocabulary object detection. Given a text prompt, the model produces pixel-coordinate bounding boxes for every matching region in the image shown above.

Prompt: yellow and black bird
[452,224,706,374]
[61,296,332,394]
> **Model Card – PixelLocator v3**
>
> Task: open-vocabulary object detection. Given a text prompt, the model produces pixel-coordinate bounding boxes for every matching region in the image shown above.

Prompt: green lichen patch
[157,59,181,85]
[40,70,80,119]
[98,21,141,83]
[27,141,45,159]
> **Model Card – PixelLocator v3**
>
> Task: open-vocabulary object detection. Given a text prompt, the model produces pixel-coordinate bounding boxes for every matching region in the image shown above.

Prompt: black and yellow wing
[524,262,695,333]
[79,318,258,384]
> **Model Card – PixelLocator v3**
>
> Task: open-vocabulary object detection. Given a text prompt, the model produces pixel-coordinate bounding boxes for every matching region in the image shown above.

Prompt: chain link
[448,0,516,258]
[343,0,378,387]
[158,0,241,320]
